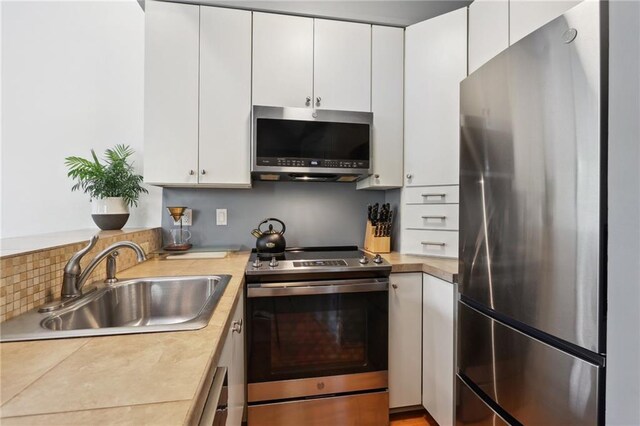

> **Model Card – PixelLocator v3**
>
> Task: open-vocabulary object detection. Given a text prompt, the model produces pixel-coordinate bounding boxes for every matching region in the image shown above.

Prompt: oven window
[247,292,388,383]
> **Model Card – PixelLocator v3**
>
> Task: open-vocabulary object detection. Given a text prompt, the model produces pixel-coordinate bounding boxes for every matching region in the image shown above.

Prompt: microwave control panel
[256,158,369,169]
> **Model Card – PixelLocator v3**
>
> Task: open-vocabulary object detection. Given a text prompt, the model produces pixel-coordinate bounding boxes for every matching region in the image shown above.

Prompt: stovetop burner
[246,245,391,282]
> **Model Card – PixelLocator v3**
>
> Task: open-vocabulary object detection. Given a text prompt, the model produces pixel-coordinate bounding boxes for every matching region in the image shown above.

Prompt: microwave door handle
[247,279,389,298]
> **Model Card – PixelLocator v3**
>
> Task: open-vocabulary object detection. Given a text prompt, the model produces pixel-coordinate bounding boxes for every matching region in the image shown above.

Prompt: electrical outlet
[173,208,193,226]
[216,209,227,226]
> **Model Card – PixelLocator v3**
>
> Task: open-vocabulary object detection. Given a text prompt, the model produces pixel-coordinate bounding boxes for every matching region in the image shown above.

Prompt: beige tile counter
[383,252,458,283]
[0,252,251,425]
[0,250,456,425]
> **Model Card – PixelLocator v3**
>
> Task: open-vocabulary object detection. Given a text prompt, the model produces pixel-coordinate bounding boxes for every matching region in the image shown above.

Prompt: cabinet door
[313,19,371,112]
[510,0,582,44]
[389,273,422,408]
[468,0,509,74]
[219,291,245,426]
[404,8,467,186]
[252,13,313,108]
[144,0,199,185]
[423,274,455,426]
[228,291,245,426]
[357,26,404,190]
[199,7,252,187]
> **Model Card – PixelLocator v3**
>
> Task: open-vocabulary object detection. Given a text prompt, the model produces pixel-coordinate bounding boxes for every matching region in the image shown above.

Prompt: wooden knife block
[363,221,391,254]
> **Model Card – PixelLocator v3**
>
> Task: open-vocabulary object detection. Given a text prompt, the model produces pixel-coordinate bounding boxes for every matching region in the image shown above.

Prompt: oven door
[246,278,388,402]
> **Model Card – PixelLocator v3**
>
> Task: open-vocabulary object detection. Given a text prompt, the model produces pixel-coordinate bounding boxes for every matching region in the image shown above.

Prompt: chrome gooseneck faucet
[61,235,147,299]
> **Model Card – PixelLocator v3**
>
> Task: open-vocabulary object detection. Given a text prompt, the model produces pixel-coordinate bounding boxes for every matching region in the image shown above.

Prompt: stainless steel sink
[0,275,231,342]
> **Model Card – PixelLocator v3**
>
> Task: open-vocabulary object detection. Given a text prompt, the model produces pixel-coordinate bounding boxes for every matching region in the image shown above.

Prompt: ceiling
[166,0,472,27]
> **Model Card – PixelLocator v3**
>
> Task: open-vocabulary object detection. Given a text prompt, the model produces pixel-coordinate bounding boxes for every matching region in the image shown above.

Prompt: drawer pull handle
[421,241,446,247]
[421,215,447,220]
[422,193,446,198]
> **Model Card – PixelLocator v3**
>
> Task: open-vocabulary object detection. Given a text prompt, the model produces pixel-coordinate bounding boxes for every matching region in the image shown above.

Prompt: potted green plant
[65,145,148,230]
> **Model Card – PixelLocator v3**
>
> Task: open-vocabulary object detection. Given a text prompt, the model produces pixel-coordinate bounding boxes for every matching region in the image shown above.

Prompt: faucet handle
[78,235,99,257]
[64,235,98,274]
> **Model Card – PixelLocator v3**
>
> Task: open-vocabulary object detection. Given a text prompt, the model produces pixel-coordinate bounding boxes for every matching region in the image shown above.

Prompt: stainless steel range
[245,246,391,426]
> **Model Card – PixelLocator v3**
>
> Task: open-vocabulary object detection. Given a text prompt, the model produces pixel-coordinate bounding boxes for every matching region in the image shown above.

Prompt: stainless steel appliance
[457,2,606,425]
[245,246,391,426]
[252,106,373,182]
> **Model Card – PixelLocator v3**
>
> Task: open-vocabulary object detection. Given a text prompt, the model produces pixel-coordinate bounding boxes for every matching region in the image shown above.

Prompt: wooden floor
[390,410,439,426]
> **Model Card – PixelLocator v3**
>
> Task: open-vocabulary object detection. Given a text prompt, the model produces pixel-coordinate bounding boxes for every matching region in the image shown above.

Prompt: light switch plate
[216,209,227,226]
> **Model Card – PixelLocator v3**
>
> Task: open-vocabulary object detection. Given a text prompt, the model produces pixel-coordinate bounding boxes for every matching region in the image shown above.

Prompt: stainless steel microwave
[251,105,373,182]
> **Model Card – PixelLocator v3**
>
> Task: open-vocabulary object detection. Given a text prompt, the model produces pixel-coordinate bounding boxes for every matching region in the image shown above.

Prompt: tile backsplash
[0,228,161,322]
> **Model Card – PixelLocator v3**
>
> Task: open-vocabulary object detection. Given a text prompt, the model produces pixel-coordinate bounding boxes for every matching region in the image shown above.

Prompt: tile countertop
[0,252,251,425]
[384,252,458,283]
[0,251,457,425]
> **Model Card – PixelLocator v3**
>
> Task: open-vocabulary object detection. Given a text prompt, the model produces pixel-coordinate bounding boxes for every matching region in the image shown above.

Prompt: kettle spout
[251,229,263,238]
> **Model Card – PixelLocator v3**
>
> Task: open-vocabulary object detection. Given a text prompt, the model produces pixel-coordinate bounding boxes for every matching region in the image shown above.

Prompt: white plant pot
[91,197,130,230]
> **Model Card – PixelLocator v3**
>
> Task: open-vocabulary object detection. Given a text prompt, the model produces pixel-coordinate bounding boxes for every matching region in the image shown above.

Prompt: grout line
[1,398,192,420]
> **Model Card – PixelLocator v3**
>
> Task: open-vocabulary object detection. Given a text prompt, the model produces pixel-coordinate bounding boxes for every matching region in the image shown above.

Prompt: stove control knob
[269,257,279,268]
[373,254,383,264]
[252,259,263,269]
[359,256,369,265]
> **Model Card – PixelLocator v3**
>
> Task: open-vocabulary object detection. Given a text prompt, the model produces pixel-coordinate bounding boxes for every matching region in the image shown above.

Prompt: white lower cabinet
[422,274,455,426]
[388,273,422,408]
[218,290,245,426]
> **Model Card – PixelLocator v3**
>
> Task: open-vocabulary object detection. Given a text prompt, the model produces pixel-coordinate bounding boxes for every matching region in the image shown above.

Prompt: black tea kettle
[251,218,286,257]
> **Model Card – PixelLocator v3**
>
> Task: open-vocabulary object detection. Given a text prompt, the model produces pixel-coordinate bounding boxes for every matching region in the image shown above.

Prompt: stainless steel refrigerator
[457,2,606,425]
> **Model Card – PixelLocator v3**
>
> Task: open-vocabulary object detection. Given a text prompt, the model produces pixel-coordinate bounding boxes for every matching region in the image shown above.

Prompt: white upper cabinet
[468,0,509,74]
[404,8,467,187]
[252,13,314,108]
[144,0,199,185]
[252,14,372,112]
[357,25,404,190]
[199,7,252,187]
[313,19,371,111]
[145,2,252,187]
[510,0,582,44]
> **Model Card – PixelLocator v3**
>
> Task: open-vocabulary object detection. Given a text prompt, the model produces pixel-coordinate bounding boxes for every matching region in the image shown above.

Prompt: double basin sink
[0,275,231,342]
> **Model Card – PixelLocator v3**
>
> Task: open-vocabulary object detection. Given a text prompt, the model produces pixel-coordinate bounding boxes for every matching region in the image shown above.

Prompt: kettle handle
[258,218,286,235]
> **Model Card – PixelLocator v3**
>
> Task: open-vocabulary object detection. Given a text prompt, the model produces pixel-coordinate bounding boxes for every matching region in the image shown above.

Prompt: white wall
[606,0,640,424]
[0,0,161,239]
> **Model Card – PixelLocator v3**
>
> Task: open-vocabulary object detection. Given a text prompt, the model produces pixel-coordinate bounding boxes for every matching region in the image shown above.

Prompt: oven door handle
[247,278,389,297]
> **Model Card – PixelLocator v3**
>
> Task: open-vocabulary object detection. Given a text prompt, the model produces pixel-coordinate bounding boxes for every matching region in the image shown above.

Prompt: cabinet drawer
[403,229,459,258]
[404,204,459,231]
[404,186,459,204]
[248,391,388,426]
